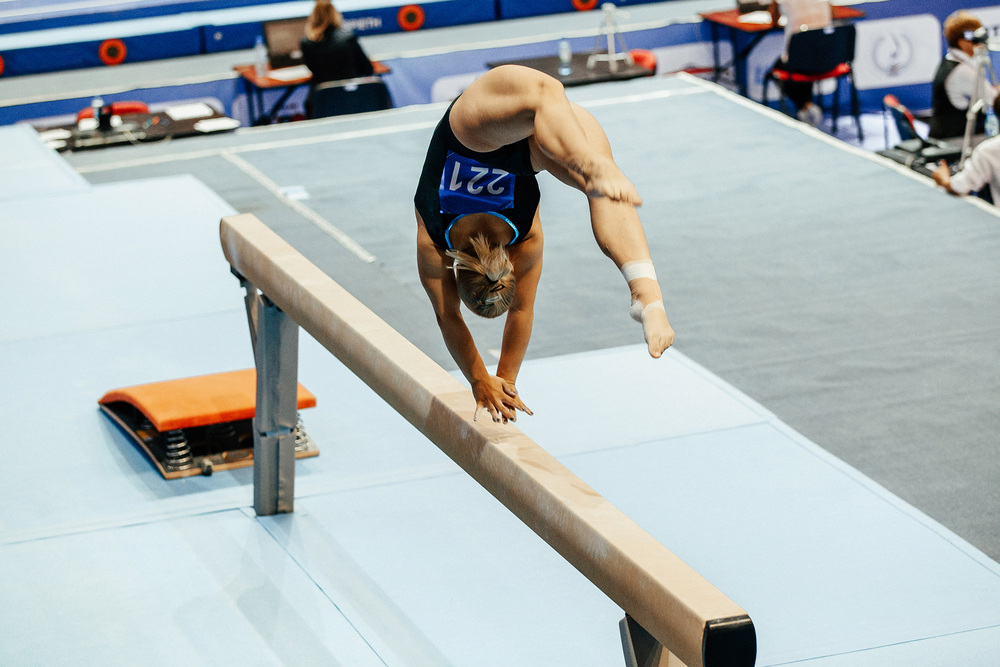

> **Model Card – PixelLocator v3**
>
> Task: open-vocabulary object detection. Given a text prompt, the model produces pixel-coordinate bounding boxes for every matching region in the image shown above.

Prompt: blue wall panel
[498,0,672,21]
[201,21,264,53]
[0,29,201,77]
[0,0,287,35]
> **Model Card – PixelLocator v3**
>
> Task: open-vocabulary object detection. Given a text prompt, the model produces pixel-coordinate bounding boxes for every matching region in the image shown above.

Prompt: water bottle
[254,35,268,78]
[558,38,572,77]
[987,105,999,138]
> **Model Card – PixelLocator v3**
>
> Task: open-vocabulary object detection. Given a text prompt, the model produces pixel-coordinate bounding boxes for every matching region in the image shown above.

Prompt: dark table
[235,61,391,126]
[700,6,865,98]
[487,53,654,87]
[35,105,240,152]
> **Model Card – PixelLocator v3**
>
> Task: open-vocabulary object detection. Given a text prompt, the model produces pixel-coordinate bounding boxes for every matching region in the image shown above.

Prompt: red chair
[77,101,149,121]
[629,49,657,74]
[765,23,862,140]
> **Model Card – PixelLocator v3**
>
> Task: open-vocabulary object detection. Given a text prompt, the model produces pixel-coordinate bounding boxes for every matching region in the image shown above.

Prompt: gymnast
[414,65,673,424]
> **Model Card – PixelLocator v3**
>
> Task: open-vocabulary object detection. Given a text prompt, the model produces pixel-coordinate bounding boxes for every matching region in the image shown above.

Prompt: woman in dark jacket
[301,0,374,115]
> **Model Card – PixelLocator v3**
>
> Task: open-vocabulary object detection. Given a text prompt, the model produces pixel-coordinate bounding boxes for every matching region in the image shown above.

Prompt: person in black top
[414,66,674,424]
[301,0,374,116]
[929,10,997,139]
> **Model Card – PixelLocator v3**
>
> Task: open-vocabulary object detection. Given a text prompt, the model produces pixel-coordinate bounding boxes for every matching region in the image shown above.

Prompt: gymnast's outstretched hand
[473,375,532,424]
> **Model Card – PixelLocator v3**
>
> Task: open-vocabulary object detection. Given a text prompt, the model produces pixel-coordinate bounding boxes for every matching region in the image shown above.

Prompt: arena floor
[2,71,998,665]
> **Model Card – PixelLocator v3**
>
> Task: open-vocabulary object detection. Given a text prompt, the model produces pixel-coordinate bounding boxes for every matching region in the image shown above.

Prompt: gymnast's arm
[416,214,529,423]
[495,221,543,394]
[450,65,642,205]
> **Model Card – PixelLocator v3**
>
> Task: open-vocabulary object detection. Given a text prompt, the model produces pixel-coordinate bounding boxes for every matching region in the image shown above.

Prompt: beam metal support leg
[620,615,688,667]
[251,291,299,516]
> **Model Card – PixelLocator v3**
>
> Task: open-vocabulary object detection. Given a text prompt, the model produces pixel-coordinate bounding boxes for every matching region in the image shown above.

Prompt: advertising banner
[853,15,943,91]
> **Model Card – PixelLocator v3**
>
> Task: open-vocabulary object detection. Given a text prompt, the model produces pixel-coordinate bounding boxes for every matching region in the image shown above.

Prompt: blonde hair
[305,0,343,42]
[446,235,516,318]
[943,10,982,48]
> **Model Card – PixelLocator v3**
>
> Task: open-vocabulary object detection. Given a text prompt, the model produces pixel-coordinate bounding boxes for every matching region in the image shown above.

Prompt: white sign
[853,14,942,90]
[651,41,733,76]
[745,32,785,103]
[430,71,485,103]
[966,5,1000,38]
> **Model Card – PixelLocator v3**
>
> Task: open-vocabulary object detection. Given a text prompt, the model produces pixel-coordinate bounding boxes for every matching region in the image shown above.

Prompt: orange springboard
[99,369,316,432]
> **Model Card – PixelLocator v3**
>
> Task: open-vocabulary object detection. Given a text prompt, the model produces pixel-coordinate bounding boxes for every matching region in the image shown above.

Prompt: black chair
[309,77,393,119]
[879,93,962,164]
[765,23,862,139]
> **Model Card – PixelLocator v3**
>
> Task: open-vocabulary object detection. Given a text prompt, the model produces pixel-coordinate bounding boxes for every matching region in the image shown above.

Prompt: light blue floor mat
[0,124,89,200]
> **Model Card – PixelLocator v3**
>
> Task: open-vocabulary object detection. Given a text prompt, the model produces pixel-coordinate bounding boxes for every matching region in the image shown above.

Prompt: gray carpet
[69,74,1000,563]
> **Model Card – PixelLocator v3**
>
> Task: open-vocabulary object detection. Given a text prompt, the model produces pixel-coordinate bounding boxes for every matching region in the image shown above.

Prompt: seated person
[929,10,997,139]
[932,137,1000,203]
[301,0,374,115]
[768,0,832,127]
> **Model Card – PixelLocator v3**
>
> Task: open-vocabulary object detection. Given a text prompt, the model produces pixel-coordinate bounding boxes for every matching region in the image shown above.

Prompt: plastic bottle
[987,105,999,138]
[558,38,572,77]
[254,35,268,78]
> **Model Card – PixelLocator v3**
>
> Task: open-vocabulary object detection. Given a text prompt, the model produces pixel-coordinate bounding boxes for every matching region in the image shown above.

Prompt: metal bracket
[620,615,688,667]
[232,267,260,356]
[233,267,299,516]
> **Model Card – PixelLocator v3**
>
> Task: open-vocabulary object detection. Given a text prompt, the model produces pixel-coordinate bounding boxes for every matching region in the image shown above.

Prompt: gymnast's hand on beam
[473,375,532,424]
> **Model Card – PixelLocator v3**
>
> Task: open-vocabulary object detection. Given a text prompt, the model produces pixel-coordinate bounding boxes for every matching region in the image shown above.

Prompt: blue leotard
[414,99,540,249]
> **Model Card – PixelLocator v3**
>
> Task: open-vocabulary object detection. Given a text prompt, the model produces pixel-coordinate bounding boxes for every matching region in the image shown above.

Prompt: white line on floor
[74,119,440,172]
[580,85,709,108]
[75,86,708,174]
[221,150,377,264]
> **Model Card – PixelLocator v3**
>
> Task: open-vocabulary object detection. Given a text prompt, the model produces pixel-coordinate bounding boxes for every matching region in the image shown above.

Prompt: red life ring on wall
[0,54,5,77]
[99,39,127,66]
[397,4,425,31]
[572,0,598,11]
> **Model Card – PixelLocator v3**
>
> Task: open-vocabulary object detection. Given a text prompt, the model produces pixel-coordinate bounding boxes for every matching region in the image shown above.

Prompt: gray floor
[64,72,1000,567]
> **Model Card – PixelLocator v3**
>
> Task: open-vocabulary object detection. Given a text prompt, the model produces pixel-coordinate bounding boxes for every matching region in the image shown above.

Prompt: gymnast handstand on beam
[415,65,674,424]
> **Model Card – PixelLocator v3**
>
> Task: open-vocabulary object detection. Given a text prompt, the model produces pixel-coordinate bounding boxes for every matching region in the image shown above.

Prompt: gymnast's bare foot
[641,307,674,358]
[574,155,643,206]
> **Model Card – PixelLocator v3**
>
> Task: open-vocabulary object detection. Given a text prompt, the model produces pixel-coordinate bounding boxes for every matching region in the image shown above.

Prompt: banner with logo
[853,15,943,91]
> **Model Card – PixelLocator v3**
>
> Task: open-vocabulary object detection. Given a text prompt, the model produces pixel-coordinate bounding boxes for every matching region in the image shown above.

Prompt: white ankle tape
[621,260,656,283]
[629,299,665,323]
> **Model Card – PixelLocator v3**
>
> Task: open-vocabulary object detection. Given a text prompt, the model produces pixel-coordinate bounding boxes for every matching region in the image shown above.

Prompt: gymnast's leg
[449,65,641,205]
[529,103,674,357]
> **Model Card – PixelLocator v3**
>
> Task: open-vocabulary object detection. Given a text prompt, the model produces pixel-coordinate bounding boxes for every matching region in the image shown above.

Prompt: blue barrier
[0,29,202,76]
[0,0,496,77]
[498,0,672,21]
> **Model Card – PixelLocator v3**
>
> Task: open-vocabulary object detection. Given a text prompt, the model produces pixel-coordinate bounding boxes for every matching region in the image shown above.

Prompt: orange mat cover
[99,369,316,432]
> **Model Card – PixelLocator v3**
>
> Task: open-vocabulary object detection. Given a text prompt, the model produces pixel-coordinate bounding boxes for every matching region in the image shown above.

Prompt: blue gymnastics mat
[0,124,89,200]
[0,165,997,665]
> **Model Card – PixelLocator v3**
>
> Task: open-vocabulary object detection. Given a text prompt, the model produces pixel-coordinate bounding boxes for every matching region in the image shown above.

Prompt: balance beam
[220,213,756,667]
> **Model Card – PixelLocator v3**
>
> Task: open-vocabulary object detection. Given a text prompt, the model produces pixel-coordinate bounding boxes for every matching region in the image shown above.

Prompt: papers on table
[267,65,312,81]
[738,10,772,24]
[193,117,242,133]
[165,102,216,121]
[38,128,72,142]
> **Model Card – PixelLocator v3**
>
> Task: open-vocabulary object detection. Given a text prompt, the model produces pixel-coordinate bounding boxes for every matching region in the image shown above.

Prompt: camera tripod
[960,30,999,168]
